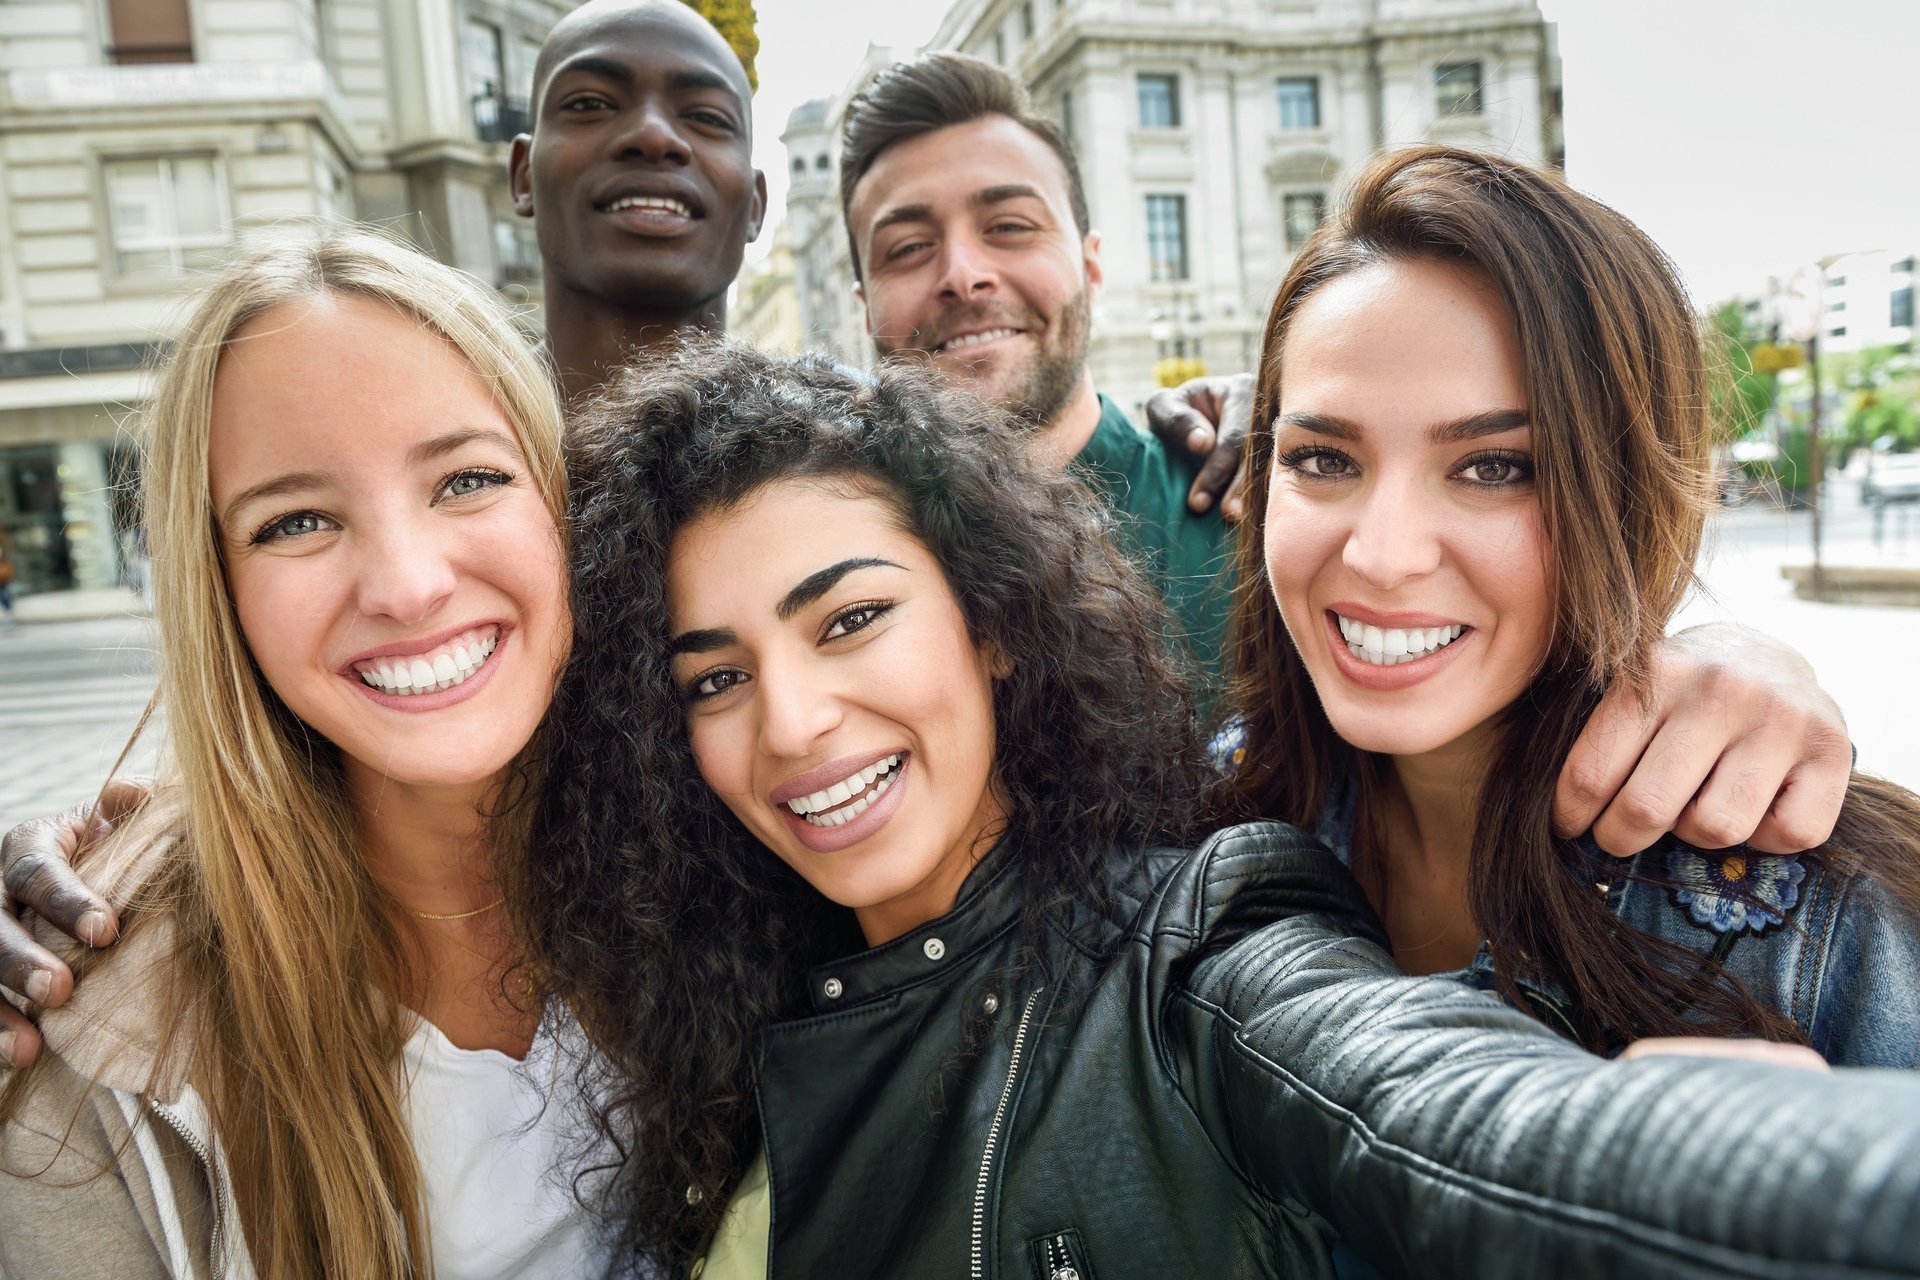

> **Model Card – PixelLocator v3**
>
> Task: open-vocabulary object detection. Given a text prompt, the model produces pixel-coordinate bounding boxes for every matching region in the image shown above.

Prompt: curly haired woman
[521,339,1920,1280]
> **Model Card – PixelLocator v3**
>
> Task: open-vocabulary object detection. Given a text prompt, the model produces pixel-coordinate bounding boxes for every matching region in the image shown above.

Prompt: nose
[352,514,458,626]
[935,232,997,304]
[613,99,691,165]
[1341,477,1443,592]
[755,653,843,761]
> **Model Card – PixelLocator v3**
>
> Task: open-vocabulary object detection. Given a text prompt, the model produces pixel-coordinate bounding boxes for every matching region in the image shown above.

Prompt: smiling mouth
[1333,613,1466,667]
[600,194,694,217]
[352,626,499,696]
[936,328,1021,354]
[784,753,903,827]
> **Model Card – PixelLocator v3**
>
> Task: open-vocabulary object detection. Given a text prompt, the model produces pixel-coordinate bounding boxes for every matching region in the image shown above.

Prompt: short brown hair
[838,52,1090,279]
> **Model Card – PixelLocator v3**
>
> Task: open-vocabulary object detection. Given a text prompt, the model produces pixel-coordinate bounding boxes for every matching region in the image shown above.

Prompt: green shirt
[1069,394,1235,702]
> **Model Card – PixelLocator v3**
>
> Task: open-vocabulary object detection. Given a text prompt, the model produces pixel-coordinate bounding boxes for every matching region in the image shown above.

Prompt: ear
[1082,229,1104,303]
[508,135,535,217]
[746,169,768,242]
[854,279,871,335]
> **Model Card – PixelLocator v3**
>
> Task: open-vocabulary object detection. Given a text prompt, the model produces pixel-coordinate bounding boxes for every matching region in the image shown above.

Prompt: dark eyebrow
[1272,411,1359,441]
[869,185,1047,241]
[668,627,738,657]
[548,55,632,93]
[1427,409,1530,445]
[668,68,742,102]
[777,557,903,621]
[405,427,526,468]
[1272,409,1530,445]
[971,183,1045,209]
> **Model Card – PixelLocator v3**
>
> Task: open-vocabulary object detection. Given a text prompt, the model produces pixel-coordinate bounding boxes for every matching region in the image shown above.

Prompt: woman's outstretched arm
[1172,823,1920,1278]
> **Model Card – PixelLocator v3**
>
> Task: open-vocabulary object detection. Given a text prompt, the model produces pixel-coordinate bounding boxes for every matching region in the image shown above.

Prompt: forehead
[1277,258,1526,422]
[209,295,502,486]
[849,115,1075,232]
[537,2,748,101]
[668,481,920,617]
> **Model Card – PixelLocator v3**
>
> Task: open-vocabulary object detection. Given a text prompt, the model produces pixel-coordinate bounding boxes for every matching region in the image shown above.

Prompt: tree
[1709,302,1776,445]
[684,0,758,91]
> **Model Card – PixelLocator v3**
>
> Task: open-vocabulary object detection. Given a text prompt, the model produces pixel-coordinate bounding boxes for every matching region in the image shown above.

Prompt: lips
[935,326,1024,354]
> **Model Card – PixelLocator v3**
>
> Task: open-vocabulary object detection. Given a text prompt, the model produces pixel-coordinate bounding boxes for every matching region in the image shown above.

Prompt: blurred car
[1862,454,1920,506]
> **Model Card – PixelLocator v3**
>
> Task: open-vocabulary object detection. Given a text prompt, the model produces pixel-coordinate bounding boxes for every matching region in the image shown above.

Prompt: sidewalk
[7,587,151,625]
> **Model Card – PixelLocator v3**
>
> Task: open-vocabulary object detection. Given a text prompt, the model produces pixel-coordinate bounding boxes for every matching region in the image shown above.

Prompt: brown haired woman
[1222,144,1920,1069]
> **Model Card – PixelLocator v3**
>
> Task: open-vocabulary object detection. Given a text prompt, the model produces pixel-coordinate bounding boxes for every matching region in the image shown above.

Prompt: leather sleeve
[1169,823,1920,1279]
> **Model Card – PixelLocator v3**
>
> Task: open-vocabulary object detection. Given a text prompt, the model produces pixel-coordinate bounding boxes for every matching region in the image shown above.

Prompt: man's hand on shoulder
[1145,372,1255,520]
[1552,625,1850,858]
[0,781,144,1066]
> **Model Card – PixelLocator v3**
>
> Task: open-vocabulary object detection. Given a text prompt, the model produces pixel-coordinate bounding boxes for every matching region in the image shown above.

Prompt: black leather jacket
[751,823,1920,1279]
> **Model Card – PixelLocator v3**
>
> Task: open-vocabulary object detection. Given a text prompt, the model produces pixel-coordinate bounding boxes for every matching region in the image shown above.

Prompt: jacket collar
[803,844,1025,1013]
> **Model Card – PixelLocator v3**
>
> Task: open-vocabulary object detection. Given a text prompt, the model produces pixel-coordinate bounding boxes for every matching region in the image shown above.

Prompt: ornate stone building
[0,0,563,596]
[783,0,1561,410]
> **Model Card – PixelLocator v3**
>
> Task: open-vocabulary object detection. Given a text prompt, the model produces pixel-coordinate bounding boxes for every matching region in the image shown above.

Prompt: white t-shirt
[401,1008,614,1279]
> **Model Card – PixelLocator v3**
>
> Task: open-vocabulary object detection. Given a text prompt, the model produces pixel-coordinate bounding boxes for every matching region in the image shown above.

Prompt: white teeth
[605,195,691,216]
[1332,614,1466,667]
[354,627,501,696]
[786,754,902,820]
[941,328,1018,352]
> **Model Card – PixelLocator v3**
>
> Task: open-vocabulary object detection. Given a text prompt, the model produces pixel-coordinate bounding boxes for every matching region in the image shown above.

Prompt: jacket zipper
[1046,1232,1080,1280]
[151,1098,228,1276]
[971,988,1043,1280]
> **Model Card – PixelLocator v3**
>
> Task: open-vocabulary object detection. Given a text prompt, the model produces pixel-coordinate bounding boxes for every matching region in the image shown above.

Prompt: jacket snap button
[823,977,844,999]
[923,937,946,961]
[983,992,1000,1015]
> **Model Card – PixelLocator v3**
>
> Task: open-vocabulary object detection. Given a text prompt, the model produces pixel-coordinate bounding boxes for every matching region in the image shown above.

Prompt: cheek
[1262,492,1346,618]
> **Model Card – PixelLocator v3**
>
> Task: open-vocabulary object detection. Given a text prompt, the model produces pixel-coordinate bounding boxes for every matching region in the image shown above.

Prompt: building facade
[0,0,563,597]
[783,0,1560,411]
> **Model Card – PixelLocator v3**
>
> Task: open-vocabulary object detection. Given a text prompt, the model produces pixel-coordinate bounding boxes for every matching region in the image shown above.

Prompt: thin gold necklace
[408,896,506,922]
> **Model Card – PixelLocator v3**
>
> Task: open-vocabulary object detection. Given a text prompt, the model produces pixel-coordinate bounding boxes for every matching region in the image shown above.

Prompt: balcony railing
[473,94,531,143]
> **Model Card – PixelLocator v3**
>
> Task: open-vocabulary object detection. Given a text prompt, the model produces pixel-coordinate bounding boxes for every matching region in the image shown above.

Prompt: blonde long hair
[13,229,565,1277]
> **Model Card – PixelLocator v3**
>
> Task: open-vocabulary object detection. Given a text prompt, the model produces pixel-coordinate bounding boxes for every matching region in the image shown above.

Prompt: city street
[0,615,162,832]
[0,480,1914,834]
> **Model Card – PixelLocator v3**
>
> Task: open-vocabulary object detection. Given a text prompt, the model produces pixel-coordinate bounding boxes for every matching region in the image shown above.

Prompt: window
[993,32,1005,64]
[106,0,192,64]
[1828,274,1847,287]
[1283,192,1326,251]
[792,156,806,173]
[104,156,228,277]
[1059,90,1075,143]
[466,19,526,141]
[1276,77,1320,130]
[1435,61,1483,117]
[1137,74,1180,129]
[1145,194,1188,282]
[815,153,830,171]
[1830,325,1848,338]
[1893,287,1915,329]
[1896,257,1917,275]
[1828,299,1847,313]
[1020,1,1035,38]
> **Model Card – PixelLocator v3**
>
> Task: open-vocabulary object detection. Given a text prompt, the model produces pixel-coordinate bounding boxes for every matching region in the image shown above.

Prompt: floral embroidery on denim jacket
[1666,846,1806,936]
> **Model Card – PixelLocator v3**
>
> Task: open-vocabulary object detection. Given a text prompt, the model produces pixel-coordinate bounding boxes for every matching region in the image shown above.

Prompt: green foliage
[683,0,758,90]
[1825,344,1920,452]
[1710,303,1777,445]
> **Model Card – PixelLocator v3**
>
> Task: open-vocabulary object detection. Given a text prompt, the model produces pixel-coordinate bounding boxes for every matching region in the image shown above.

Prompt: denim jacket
[1310,774,1920,1068]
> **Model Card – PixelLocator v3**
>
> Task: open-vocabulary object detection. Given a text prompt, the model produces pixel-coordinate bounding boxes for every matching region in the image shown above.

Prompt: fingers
[1552,682,1660,847]
[1555,626,1853,857]
[1621,1036,1830,1073]
[1220,469,1247,524]
[0,904,74,1012]
[0,998,45,1069]
[1143,388,1218,456]
[1216,373,1255,523]
[2,811,120,948]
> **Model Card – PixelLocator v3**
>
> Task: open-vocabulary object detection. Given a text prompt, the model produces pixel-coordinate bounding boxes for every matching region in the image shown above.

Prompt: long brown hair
[2,230,567,1277]
[1220,145,1920,1049]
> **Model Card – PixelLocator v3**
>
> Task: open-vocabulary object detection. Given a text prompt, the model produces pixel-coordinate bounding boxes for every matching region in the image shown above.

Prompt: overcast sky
[746,0,1920,305]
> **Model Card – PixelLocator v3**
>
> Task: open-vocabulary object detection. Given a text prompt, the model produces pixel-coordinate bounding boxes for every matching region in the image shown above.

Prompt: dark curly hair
[508,341,1210,1271]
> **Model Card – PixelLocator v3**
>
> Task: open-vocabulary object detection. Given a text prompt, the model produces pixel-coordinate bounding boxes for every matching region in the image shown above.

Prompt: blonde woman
[0,232,599,1278]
